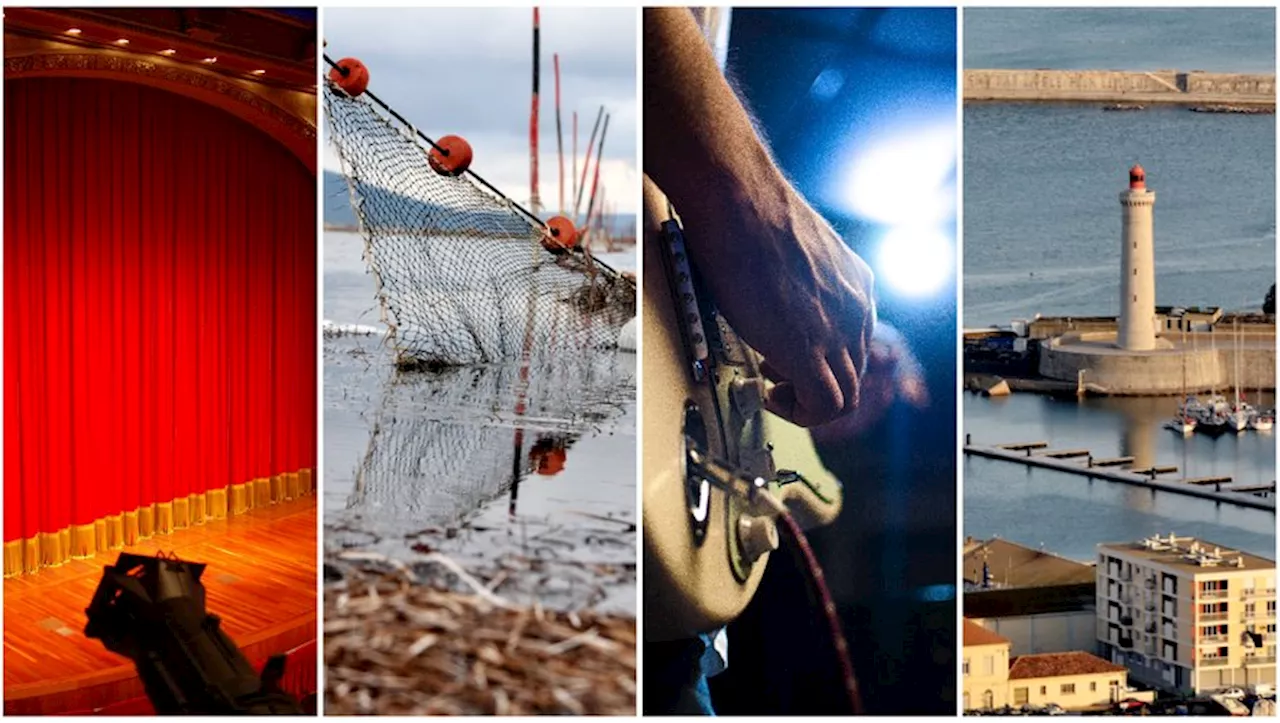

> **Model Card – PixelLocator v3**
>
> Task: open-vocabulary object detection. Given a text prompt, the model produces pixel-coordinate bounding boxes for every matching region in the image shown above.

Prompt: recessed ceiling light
[159,48,176,56]
[66,28,82,35]
[201,57,218,64]
[114,38,129,46]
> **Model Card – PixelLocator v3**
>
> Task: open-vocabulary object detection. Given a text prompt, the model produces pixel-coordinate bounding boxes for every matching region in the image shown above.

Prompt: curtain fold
[4,77,317,576]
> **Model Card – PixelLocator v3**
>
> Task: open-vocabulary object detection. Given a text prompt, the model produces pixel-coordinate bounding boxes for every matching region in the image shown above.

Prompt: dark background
[704,8,958,715]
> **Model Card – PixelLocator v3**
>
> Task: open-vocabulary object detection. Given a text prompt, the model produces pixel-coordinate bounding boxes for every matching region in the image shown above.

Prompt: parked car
[1043,703,1066,715]
[1219,687,1247,700]
[1115,698,1148,713]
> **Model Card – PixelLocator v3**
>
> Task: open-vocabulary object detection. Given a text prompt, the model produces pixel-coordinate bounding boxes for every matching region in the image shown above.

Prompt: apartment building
[1097,535,1276,695]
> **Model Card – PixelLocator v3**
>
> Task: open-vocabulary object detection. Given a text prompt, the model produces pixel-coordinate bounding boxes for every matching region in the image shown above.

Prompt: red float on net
[427,135,473,177]
[328,57,370,97]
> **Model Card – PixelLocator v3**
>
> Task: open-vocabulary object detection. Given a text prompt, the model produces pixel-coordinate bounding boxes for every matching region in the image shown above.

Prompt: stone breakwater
[965,69,1276,106]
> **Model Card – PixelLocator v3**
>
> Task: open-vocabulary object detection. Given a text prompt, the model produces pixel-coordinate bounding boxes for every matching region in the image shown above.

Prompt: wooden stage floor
[4,496,317,714]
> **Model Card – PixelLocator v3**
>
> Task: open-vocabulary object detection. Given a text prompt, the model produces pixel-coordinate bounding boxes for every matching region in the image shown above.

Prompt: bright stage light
[874,225,952,298]
[839,121,955,227]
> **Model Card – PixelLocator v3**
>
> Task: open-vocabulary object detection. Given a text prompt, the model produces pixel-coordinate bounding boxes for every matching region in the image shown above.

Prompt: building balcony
[1245,655,1277,666]
[1200,590,1230,601]
[1120,615,1134,627]
[1198,657,1231,669]
[1119,637,1135,650]
[1200,613,1230,623]
[1199,634,1229,644]
[1241,588,1275,598]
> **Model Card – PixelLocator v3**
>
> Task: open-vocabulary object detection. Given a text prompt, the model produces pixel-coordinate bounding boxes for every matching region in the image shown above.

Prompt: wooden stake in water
[555,53,565,216]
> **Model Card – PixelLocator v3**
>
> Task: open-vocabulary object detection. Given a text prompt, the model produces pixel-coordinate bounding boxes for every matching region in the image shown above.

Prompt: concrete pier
[964,69,1276,106]
[965,443,1275,512]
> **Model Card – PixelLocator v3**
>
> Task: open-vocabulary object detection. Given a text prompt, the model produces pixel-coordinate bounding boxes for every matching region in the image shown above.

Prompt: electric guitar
[641,176,844,642]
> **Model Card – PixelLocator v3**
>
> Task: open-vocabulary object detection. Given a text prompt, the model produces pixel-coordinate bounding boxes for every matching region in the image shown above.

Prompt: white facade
[1096,536,1276,696]
[1118,166,1157,351]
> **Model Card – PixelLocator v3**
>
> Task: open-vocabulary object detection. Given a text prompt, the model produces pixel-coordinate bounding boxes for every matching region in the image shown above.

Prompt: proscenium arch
[5,52,316,175]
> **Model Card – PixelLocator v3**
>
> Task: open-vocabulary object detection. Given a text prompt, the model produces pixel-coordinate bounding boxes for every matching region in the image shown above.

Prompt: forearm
[642,8,789,235]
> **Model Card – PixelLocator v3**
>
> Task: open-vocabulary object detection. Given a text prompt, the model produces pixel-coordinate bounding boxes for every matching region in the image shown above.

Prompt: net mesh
[324,81,635,367]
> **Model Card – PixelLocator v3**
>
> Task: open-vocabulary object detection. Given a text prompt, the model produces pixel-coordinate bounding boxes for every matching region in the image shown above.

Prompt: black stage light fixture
[85,552,304,715]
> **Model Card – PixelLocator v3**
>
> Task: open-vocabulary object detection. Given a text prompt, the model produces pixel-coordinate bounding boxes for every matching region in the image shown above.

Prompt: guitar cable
[688,451,863,714]
[754,492,864,715]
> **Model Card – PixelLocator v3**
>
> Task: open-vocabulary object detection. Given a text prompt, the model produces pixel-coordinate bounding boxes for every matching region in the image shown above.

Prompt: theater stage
[3,496,317,715]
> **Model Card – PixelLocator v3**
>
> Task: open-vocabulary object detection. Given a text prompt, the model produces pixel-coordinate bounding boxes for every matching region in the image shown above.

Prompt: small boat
[1229,410,1250,433]
[1251,414,1274,432]
[1166,417,1196,435]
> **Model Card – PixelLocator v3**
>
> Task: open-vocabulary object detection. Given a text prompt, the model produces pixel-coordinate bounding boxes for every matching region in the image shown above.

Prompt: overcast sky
[324,7,637,214]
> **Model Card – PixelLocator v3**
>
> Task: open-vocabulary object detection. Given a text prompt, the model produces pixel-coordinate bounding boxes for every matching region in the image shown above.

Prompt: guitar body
[641,176,843,642]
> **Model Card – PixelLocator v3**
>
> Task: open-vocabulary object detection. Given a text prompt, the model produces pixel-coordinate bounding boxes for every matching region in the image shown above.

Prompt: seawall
[1038,333,1275,395]
[965,69,1276,106]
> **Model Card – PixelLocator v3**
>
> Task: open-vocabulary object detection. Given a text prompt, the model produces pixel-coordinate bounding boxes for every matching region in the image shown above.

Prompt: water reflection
[335,352,634,544]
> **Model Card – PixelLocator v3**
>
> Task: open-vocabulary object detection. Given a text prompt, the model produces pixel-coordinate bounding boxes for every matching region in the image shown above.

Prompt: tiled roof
[963,619,1009,647]
[1008,651,1126,680]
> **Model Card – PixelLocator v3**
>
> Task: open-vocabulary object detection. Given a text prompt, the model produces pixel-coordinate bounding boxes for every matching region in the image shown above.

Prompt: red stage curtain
[4,77,316,576]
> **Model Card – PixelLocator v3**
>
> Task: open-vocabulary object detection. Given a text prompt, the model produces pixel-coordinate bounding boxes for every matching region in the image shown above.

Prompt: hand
[809,323,930,443]
[682,183,876,427]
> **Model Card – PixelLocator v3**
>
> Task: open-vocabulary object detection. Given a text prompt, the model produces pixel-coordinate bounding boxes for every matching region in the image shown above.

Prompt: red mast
[530,8,541,214]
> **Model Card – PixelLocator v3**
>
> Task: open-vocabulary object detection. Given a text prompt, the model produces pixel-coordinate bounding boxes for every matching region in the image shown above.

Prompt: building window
[984,656,995,676]
[1091,682,1097,692]
[1014,688,1029,705]
[963,659,970,676]
[1040,686,1047,696]
[1061,683,1076,695]
[984,690,994,709]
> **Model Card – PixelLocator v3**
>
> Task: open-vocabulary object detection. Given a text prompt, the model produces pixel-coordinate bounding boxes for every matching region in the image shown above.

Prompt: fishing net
[323,80,635,367]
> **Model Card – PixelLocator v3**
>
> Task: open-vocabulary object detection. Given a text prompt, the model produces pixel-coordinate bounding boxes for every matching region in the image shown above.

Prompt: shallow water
[324,231,638,613]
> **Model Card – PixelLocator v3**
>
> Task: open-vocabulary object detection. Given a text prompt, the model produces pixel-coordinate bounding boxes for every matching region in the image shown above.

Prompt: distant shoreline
[965,68,1276,106]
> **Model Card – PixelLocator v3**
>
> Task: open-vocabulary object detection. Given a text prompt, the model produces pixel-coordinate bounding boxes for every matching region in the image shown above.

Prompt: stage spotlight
[84,552,303,715]
[875,224,953,298]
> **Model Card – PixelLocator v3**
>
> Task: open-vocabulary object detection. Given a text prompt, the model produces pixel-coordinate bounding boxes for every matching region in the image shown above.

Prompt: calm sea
[965,8,1275,74]
[964,104,1275,329]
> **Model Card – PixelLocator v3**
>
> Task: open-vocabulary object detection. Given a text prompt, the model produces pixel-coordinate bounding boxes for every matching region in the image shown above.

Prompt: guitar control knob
[737,513,779,564]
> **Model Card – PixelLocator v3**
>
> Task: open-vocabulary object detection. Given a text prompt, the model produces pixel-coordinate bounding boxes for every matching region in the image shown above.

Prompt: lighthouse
[1118,165,1157,351]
